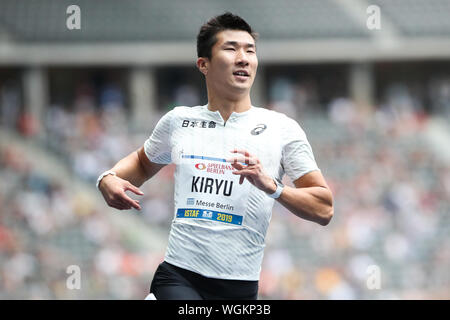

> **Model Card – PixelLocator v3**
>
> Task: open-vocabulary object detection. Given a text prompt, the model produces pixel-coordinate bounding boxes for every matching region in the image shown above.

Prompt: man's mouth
[233,70,249,77]
[233,71,250,82]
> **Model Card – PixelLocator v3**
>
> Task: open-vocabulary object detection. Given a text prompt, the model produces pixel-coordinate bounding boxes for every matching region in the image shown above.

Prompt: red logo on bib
[195,163,206,170]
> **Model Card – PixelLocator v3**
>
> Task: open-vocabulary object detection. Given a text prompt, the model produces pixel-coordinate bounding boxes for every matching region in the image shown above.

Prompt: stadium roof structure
[1,0,450,65]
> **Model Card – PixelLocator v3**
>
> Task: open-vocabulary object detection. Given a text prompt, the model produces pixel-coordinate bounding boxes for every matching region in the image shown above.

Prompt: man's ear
[196,57,209,76]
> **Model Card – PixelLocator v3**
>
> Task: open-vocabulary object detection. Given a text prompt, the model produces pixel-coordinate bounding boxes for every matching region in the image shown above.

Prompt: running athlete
[97,12,334,300]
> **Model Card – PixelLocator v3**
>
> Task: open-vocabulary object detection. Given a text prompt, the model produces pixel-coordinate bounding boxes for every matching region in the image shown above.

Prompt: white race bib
[175,154,251,226]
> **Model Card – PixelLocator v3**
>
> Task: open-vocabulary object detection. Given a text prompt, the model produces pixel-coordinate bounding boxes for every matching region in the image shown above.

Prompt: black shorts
[149,261,259,300]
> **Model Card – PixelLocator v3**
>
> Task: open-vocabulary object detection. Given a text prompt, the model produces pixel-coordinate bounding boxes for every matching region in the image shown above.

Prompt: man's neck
[207,95,252,123]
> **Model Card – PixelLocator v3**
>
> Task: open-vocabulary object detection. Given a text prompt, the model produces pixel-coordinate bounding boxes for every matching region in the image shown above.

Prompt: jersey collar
[203,104,254,122]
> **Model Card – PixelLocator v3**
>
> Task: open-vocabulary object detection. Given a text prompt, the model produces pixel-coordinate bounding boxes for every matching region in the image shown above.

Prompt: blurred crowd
[0,73,449,299]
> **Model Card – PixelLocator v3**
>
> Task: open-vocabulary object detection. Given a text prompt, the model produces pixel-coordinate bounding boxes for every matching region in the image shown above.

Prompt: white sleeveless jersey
[144,104,320,280]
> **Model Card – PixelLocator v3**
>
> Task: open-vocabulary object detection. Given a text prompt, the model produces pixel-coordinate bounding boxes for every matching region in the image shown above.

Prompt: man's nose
[235,49,249,66]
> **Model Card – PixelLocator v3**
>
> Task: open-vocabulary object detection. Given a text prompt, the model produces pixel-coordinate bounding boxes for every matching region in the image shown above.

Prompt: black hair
[197,12,258,59]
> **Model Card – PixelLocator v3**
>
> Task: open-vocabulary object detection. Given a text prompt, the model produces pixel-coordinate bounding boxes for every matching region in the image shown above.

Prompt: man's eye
[247,50,255,53]
[225,48,235,51]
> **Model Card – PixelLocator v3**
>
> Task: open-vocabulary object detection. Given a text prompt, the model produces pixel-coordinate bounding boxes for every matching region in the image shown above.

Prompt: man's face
[205,29,258,95]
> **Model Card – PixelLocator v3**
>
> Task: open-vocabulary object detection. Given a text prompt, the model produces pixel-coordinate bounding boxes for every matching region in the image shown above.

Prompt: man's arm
[98,146,166,211]
[103,146,166,187]
[227,150,333,226]
[274,170,334,226]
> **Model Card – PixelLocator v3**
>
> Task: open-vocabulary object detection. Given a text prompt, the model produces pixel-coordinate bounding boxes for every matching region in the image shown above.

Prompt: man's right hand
[98,174,144,211]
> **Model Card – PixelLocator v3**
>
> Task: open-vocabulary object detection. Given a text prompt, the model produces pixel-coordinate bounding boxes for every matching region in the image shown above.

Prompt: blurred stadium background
[0,0,449,299]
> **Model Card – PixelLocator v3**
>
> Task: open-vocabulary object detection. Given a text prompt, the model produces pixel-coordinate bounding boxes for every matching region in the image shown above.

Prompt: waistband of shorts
[161,260,258,296]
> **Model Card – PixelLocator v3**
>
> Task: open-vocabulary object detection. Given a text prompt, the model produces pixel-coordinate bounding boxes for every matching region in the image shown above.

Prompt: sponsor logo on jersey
[182,120,216,128]
[251,124,267,135]
[191,176,233,196]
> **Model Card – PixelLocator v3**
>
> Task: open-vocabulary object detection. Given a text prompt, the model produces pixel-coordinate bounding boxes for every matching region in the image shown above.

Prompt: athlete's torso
[145,104,319,280]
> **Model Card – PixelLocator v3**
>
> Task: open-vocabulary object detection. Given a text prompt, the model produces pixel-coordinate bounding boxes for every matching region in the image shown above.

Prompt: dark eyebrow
[223,41,255,49]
